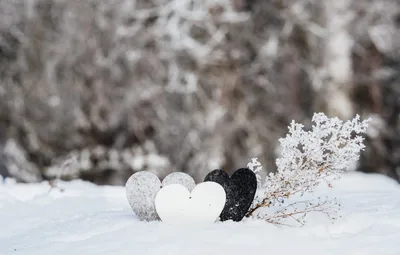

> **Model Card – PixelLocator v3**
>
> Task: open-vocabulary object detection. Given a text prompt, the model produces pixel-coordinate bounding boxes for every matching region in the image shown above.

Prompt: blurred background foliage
[0,0,399,185]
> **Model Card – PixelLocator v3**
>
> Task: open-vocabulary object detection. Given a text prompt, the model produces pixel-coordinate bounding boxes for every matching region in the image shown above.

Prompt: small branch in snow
[247,113,370,226]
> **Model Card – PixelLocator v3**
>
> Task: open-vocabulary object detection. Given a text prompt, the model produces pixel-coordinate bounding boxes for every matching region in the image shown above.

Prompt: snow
[1,172,400,255]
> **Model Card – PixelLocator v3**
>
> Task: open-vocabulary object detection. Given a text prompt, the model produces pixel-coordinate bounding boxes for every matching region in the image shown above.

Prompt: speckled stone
[125,171,196,221]
[125,171,161,221]
[204,168,257,222]
[162,172,196,191]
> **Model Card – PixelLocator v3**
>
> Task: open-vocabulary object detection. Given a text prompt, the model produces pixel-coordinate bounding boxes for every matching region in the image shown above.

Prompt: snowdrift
[1,172,399,255]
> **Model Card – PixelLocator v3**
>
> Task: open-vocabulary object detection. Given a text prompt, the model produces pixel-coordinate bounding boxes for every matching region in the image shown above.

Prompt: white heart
[125,171,195,221]
[155,182,226,224]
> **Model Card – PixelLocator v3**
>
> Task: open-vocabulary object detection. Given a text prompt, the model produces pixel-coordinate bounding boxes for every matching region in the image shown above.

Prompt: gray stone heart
[162,172,196,191]
[125,171,195,221]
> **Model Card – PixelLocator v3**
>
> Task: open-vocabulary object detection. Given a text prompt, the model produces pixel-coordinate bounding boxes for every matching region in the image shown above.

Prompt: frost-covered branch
[247,157,263,187]
[247,113,370,224]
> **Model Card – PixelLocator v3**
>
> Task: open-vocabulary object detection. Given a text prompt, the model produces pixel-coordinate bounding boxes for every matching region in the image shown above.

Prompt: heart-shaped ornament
[125,171,195,221]
[155,182,226,224]
[162,172,196,191]
[204,168,257,222]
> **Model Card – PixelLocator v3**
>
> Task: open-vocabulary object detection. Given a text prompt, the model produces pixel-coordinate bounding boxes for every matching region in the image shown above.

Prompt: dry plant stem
[263,199,339,226]
[246,187,305,217]
[246,164,330,217]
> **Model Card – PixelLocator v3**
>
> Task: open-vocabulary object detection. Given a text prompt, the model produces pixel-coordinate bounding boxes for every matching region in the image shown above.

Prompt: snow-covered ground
[1,172,400,255]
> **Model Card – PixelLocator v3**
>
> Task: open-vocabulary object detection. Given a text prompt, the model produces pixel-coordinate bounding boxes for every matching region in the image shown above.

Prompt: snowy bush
[247,113,370,225]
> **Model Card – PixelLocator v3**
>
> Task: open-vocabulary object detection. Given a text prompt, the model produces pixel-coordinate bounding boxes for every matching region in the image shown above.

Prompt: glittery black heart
[204,168,257,222]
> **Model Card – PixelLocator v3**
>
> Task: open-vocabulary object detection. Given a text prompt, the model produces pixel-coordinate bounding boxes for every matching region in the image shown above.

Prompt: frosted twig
[247,113,370,225]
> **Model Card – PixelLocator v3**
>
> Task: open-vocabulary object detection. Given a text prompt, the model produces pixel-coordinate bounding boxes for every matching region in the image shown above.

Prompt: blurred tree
[0,0,399,184]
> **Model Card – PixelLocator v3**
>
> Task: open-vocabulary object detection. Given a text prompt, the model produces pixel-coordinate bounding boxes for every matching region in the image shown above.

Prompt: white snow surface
[1,172,400,255]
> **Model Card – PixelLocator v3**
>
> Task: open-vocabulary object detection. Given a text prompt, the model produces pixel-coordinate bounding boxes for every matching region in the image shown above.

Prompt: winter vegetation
[246,113,370,225]
[0,0,399,185]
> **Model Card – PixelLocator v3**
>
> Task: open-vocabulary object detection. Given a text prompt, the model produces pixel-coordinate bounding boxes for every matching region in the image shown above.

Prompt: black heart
[204,168,257,222]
